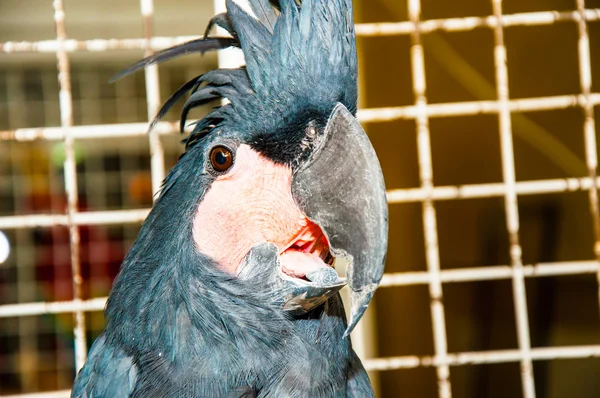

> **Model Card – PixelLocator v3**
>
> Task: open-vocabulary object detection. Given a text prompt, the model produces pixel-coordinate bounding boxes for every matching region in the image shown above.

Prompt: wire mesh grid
[0,0,599,397]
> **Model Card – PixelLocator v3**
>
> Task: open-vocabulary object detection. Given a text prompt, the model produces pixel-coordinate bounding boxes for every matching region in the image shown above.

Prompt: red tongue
[280,250,327,279]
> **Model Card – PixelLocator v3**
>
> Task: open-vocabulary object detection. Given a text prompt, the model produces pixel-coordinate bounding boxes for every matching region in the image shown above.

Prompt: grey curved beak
[292,103,388,336]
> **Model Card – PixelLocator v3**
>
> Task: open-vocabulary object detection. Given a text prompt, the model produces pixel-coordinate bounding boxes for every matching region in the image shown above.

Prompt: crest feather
[113,0,357,150]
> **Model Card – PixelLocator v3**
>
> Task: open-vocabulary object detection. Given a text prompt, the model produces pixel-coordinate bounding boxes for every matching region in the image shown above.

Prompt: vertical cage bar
[575,0,600,311]
[213,0,245,68]
[407,1,452,397]
[52,0,87,371]
[490,1,535,397]
[140,0,165,199]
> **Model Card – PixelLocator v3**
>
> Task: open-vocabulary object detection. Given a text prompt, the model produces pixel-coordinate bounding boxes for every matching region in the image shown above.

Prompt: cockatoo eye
[210,145,234,172]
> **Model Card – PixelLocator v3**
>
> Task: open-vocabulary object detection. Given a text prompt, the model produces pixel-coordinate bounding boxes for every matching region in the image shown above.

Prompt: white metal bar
[140,0,165,199]
[0,391,71,398]
[491,1,535,396]
[214,0,246,69]
[363,345,600,371]
[355,9,600,36]
[52,0,87,373]
[408,1,452,396]
[42,69,65,389]
[387,176,600,203]
[0,121,178,142]
[2,10,600,55]
[3,93,599,142]
[380,260,600,287]
[0,298,107,318]
[0,36,200,53]
[0,209,149,229]
[4,174,600,229]
[358,93,600,123]
[2,344,599,397]
[575,0,600,314]
[1,260,597,319]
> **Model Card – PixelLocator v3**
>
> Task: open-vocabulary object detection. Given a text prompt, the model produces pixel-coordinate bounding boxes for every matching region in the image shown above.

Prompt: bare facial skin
[193,144,331,276]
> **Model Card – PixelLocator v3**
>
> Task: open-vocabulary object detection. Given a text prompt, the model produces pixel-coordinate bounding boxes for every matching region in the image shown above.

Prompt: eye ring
[209,145,234,173]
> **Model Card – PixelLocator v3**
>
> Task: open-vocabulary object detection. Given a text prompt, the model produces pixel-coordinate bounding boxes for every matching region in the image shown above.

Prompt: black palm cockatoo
[72,0,388,396]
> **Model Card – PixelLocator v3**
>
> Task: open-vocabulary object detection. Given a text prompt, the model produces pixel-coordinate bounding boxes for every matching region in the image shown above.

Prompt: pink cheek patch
[192,144,308,274]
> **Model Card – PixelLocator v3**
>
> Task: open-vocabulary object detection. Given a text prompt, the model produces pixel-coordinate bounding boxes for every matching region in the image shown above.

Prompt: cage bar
[3,342,600,397]
[356,9,600,36]
[490,1,535,397]
[4,172,600,227]
[407,1,452,397]
[2,260,598,319]
[140,0,166,199]
[380,260,600,286]
[386,176,600,203]
[0,36,200,54]
[575,0,600,312]
[0,209,149,229]
[363,345,600,371]
[1,392,71,398]
[52,0,88,373]
[3,93,599,142]
[2,9,600,54]
[0,298,107,318]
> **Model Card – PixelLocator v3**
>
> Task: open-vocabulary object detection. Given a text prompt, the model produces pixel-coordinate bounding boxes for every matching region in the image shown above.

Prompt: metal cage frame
[1,1,599,397]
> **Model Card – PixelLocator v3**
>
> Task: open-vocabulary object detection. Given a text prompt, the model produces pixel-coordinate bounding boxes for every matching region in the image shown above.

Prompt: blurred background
[0,0,599,397]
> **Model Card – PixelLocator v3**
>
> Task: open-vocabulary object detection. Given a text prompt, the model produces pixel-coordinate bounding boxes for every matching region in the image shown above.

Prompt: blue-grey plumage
[72,0,387,396]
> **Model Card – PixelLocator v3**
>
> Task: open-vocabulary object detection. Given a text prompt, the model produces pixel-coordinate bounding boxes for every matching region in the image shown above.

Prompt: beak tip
[343,284,378,337]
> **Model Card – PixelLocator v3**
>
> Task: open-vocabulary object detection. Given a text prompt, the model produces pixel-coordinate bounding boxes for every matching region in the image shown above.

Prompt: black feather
[148,74,203,132]
[109,37,239,83]
[179,86,231,133]
[204,13,236,38]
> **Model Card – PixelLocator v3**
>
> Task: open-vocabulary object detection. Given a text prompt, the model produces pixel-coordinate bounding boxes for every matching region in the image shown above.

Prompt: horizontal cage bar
[2,176,600,229]
[1,260,596,318]
[1,345,599,397]
[1,94,599,142]
[0,391,71,398]
[0,209,149,229]
[1,10,599,54]
[363,345,600,371]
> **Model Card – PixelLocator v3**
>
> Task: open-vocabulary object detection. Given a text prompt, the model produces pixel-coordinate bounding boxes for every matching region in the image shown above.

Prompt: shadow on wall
[356,0,600,397]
